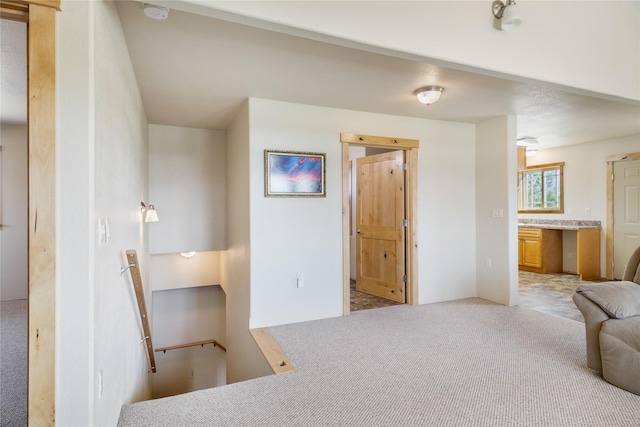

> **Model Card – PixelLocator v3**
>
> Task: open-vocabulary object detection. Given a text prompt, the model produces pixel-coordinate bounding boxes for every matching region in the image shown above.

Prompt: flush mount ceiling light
[413,86,444,105]
[143,3,169,20]
[180,251,196,259]
[492,0,523,30]
[517,137,539,147]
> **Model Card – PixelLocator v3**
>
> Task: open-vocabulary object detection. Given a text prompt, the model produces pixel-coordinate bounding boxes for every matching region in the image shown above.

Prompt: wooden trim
[577,229,601,281]
[606,160,614,279]
[606,152,640,162]
[341,135,420,313]
[1,1,28,21]
[342,143,351,315]
[156,339,227,353]
[605,151,640,279]
[405,148,419,305]
[250,328,295,375]
[27,4,56,425]
[524,161,565,170]
[340,133,419,149]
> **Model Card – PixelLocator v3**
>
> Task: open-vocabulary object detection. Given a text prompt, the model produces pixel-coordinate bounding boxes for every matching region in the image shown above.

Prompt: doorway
[607,153,640,279]
[340,133,419,315]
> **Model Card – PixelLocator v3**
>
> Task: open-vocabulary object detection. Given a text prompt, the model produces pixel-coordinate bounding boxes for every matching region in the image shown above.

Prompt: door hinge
[402,219,408,227]
[403,275,407,283]
[402,163,407,171]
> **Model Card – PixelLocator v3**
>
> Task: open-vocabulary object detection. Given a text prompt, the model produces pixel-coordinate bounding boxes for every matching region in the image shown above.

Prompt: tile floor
[351,272,594,322]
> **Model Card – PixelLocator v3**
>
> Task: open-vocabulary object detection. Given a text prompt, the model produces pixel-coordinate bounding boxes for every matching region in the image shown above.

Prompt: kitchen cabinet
[518,228,563,274]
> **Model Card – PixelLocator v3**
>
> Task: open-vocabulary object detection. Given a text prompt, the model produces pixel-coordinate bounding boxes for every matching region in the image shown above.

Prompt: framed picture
[264,150,326,197]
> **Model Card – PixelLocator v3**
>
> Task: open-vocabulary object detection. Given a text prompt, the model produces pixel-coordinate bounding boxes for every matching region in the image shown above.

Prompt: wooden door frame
[606,151,640,279]
[2,1,59,425]
[340,133,419,315]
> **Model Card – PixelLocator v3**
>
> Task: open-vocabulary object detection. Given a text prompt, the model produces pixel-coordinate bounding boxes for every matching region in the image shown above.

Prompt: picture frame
[264,150,326,197]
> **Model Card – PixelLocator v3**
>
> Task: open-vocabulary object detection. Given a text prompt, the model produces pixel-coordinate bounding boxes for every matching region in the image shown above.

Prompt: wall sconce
[140,202,159,223]
[413,86,444,105]
[492,0,523,30]
[180,251,196,259]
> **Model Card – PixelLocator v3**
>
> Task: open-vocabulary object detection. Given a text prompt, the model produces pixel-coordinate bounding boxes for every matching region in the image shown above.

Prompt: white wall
[224,100,272,383]
[148,125,227,254]
[520,134,640,275]
[248,98,476,328]
[57,1,152,425]
[150,251,222,291]
[178,1,639,102]
[476,116,519,306]
[151,286,226,398]
[1,124,27,301]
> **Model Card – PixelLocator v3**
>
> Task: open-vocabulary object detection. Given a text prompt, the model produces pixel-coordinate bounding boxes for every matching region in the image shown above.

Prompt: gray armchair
[573,246,640,395]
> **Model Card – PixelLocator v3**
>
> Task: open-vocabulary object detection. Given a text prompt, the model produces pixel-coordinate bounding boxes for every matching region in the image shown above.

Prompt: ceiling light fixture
[517,137,539,147]
[180,251,196,259]
[143,3,169,20]
[492,0,523,30]
[413,86,444,105]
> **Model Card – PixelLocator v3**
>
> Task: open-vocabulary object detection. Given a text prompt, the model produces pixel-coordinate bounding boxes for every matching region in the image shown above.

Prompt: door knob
[356,229,361,234]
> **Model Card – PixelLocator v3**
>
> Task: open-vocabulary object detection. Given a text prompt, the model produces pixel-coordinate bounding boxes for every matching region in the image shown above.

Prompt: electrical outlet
[485,257,492,268]
[296,273,304,288]
[585,208,591,216]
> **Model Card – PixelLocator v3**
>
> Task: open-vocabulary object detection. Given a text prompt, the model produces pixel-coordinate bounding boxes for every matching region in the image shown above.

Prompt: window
[518,162,564,213]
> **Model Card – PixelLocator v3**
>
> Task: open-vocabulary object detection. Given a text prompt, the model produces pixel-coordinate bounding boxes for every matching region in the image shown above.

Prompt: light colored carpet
[0,299,27,427]
[119,298,640,426]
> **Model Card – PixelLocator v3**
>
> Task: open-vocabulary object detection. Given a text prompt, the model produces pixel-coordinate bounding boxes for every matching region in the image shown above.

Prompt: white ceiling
[2,3,639,150]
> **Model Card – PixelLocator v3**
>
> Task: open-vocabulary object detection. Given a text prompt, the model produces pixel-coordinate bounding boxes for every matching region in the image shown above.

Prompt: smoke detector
[143,3,169,20]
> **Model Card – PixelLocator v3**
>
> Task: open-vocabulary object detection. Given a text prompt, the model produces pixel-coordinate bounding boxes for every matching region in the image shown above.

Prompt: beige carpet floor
[119,298,640,426]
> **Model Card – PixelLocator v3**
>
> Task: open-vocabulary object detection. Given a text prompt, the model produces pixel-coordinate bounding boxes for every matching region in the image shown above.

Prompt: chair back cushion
[576,281,640,319]
[622,246,640,285]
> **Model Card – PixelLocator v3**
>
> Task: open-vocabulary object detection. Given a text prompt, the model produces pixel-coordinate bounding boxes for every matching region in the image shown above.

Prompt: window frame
[518,162,565,213]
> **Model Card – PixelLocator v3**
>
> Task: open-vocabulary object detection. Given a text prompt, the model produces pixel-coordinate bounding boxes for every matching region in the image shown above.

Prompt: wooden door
[356,150,405,303]
[613,159,640,279]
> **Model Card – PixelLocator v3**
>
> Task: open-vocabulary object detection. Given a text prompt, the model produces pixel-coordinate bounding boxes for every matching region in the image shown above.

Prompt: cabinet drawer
[518,228,542,239]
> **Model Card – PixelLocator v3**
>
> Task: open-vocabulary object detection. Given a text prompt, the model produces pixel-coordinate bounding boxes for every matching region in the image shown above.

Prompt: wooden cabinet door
[522,238,542,267]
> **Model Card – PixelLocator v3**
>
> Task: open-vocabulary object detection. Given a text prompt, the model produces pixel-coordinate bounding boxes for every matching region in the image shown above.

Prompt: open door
[355,150,405,303]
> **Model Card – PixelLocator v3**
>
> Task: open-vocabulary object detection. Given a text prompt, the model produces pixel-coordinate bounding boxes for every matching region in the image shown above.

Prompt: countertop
[517,219,601,230]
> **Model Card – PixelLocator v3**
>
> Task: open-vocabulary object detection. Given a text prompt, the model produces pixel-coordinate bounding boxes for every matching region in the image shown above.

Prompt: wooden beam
[27,3,56,425]
[250,328,295,375]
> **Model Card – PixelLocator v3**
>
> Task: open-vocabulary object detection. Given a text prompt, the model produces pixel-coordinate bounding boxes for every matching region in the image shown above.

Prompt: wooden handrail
[125,250,157,373]
[155,339,226,353]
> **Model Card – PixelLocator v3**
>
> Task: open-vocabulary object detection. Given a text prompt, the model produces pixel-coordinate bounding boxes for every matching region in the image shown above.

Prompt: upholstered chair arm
[573,292,610,372]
